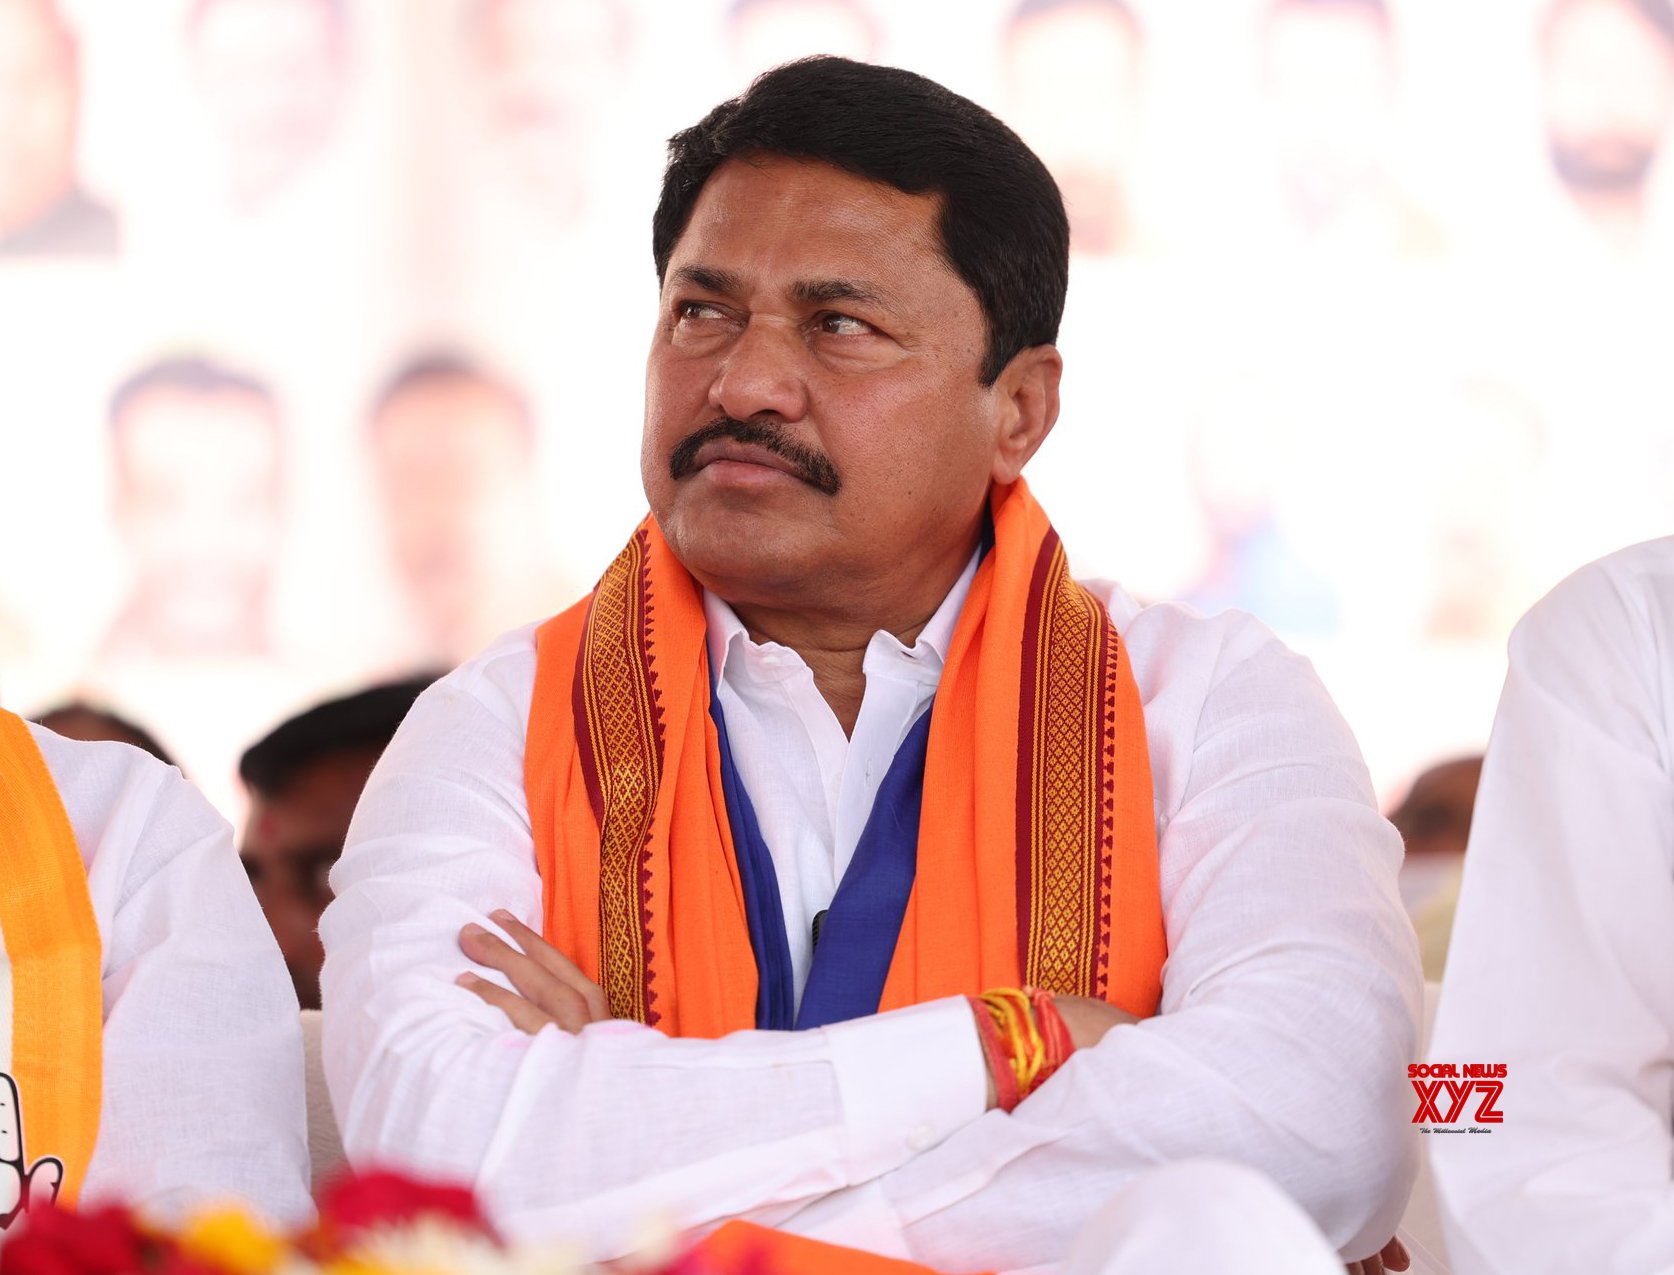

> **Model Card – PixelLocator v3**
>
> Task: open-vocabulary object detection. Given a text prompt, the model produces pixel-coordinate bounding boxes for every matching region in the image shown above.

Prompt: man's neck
[726,551,974,737]
[725,603,921,738]
[1574,188,1648,254]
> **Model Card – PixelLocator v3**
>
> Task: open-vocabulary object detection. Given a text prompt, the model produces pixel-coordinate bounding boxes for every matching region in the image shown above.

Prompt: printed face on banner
[470,0,630,222]
[371,371,536,654]
[0,0,79,239]
[1002,0,1141,257]
[111,386,283,658]
[1262,0,1398,215]
[190,0,350,208]
[1543,0,1674,198]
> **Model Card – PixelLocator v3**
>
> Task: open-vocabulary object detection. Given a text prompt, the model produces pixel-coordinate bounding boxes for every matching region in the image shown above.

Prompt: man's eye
[819,313,871,336]
[678,301,725,321]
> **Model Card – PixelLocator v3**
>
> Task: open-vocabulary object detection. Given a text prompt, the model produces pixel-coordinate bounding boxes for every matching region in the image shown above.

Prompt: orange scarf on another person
[525,478,1165,1037]
[0,709,102,1210]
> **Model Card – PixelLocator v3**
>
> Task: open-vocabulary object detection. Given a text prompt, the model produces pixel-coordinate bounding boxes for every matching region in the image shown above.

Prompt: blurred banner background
[2,0,1670,820]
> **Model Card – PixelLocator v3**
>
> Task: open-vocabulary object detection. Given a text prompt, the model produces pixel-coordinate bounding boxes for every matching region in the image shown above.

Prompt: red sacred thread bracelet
[968,987,1077,1111]
[969,992,1022,1111]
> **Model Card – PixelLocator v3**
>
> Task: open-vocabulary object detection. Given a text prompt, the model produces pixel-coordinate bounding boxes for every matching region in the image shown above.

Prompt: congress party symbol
[0,1071,63,1231]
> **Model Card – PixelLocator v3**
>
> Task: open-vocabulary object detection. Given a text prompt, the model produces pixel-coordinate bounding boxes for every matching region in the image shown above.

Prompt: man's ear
[990,345,1062,485]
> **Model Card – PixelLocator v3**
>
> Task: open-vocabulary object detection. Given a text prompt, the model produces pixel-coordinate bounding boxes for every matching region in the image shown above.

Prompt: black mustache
[668,417,842,497]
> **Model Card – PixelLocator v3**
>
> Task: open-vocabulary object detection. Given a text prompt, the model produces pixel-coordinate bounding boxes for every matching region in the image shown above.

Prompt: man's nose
[708,317,810,424]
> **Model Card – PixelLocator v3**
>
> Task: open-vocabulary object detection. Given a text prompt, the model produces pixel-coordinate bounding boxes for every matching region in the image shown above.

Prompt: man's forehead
[663,156,961,302]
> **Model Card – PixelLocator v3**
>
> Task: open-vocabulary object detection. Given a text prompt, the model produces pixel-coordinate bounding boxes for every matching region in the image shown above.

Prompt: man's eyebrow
[669,265,743,294]
[669,267,892,309]
[791,278,888,307]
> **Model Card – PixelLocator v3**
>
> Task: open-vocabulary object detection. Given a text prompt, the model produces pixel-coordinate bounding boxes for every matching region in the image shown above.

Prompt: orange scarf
[0,710,102,1208]
[695,1220,956,1273]
[526,479,1165,1037]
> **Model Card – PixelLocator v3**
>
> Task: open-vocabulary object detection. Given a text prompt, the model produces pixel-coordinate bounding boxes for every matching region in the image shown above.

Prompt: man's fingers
[0,1162,21,1215]
[459,922,542,983]
[1345,1233,1407,1275]
[457,973,564,1035]
[460,924,586,1019]
[23,1157,61,1209]
[457,919,600,1032]
[488,911,611,1021]
[0,1074,22,1164]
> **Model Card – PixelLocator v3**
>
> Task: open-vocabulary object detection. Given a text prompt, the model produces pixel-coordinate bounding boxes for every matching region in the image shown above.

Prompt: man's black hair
[651,56,1070,386]
[368,350,532,438]
[33,701,175,767]
[239,674,440,797]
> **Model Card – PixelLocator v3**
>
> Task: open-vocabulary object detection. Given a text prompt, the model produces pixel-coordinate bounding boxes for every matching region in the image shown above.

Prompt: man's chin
[658,506,827,597]
[658,480,824,534]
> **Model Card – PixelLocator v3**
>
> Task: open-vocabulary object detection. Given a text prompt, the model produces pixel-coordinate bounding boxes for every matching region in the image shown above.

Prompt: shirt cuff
[821,995,987,1183]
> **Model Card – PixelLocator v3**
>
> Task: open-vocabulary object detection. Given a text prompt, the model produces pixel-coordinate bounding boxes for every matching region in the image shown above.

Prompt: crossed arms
[321,599,1420,1269]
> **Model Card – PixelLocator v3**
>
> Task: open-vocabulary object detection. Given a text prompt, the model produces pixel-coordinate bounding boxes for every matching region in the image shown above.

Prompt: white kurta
[7,727,312,1225]
[1429,537,1674,1274]
[321,577,1420,1272]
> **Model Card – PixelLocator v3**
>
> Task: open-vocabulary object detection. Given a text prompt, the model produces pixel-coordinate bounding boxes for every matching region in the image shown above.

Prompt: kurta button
[907,1124,935,1152]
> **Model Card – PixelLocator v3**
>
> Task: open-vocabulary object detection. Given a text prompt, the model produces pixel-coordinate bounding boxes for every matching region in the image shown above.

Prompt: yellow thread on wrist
[979,988,1048,1098]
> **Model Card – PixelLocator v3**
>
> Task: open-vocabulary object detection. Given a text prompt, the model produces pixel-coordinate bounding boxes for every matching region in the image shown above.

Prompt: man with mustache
[0,710,310,1230]
[1541,0,1674,252]
[321,57,1419,1273]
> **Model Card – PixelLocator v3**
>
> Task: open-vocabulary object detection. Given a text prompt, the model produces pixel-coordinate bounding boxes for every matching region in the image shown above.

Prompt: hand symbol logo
[0,1072,63,1232]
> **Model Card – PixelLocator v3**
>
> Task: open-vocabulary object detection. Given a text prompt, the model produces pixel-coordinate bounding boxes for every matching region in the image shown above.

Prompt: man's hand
[0,1073,63,1232]
[457,910,612,1034]
[1053,995,1140,1051]
[1345,1236,1410,1274]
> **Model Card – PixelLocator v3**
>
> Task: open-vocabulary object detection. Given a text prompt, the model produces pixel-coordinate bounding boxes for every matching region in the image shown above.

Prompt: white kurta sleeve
[783,601,1423,1272]
[1428,543,1674,1274]
[319,630,987,1256]
[38,729,313,1226]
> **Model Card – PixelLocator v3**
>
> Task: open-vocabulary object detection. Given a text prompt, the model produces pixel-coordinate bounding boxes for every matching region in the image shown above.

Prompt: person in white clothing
[1429,536,1674,1273]
[3,720,312,1227]
[322,56,1420,1274]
